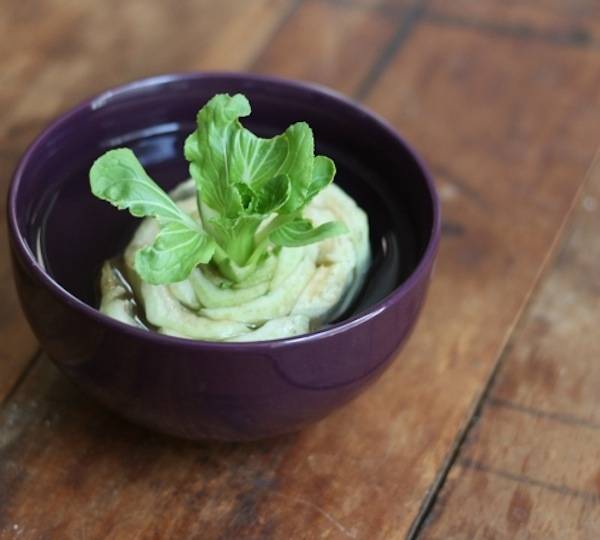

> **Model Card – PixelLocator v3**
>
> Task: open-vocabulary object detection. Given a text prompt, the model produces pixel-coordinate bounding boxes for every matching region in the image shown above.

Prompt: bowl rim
[8,71,441,350]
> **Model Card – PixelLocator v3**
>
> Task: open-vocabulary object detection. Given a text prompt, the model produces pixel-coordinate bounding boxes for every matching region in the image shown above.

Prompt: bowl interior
[13,74,435,324]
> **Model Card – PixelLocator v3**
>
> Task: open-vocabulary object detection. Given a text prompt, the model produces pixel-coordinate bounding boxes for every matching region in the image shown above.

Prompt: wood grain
[491,183,600,423]
[427,0,600,42]
[420,158,600,539]
[253,0,397,94]
[423,459,600,539]
[2,1,600,538]
[0,0,292,402]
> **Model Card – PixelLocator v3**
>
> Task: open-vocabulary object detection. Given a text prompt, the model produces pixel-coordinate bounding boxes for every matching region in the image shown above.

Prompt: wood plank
[3,10,600,538]
[427,0,600,42]
[422,460,600,539]
[420,158,600,538]
[0,0,292,402]
[491,191,600,423]
[252,0,397,94]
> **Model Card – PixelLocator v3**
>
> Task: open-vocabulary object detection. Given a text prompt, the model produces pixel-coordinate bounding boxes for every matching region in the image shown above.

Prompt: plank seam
[405,344,515,540]
[0,351,41,410]
[353,0,427,100]
[424,11,598,49]
[321,0,599,51]
[407,151,600,538]
[459,458,600,503]
[247,0,306,70]
[488,397,600,432]
[320,0,403,12]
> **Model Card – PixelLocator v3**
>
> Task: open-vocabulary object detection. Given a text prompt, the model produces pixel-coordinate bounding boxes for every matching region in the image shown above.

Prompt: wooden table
[2,1,600,538]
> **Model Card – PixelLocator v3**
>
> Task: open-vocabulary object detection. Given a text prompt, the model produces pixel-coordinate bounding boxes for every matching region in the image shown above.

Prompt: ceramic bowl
[8,73,440,440]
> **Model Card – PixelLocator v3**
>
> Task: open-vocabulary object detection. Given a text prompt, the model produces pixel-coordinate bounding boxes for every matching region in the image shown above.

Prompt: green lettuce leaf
[270,218,348,247]
[184,94,343,277]
[91,93,347,286]
[250,174,291,214]
[135,221,216,284]
[207,215,262,267]
[307,155,336,202]
[184,93,288,216]
[90,148,215,284]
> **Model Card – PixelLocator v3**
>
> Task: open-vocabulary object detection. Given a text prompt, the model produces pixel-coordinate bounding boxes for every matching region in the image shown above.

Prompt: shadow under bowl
[8,73,440,441]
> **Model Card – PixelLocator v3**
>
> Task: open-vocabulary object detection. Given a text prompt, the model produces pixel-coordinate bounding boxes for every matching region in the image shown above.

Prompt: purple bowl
[8,73,440,441]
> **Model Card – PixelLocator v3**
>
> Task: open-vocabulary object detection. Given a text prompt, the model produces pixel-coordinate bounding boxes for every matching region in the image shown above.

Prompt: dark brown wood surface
[420,155,600,540]
[2,1,600,538]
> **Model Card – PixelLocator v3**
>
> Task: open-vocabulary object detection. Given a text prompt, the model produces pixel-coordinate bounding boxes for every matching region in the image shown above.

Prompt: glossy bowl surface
[8,73,440,440]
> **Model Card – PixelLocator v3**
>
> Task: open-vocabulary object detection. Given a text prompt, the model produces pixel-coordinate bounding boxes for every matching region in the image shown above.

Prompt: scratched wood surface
[2,1,600,538]
[420,156,600,539]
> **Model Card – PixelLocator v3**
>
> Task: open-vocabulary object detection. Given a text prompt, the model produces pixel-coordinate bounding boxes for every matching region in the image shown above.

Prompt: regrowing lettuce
[90,93,347,285]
